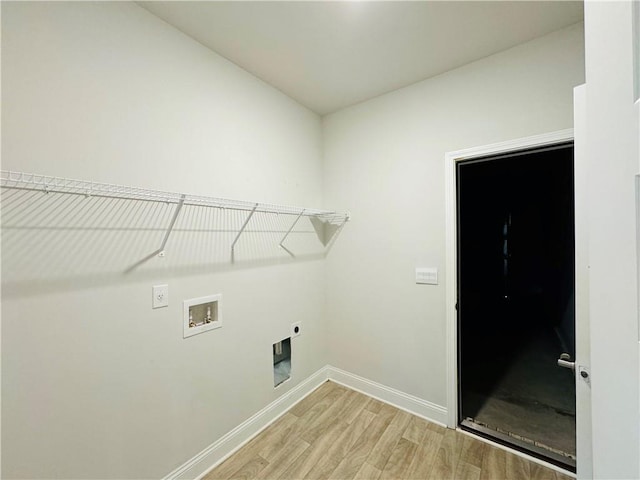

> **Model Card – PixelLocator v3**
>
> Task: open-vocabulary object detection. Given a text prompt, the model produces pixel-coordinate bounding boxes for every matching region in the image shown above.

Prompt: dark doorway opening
[457,143,576,470]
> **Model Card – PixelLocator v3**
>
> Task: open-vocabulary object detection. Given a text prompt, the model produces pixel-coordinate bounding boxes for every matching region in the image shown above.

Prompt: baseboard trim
[164,365,449,479]
[163,365,330,480]
[326,365,448,427]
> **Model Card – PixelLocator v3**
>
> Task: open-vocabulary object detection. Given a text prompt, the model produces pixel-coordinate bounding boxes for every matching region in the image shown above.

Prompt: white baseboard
[163,366,330,480]
[163,365,449,480]
[326,365,448,427]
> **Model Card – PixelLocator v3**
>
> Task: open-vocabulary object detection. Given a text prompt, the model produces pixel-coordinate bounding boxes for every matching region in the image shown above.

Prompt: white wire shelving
[0,170,350,268]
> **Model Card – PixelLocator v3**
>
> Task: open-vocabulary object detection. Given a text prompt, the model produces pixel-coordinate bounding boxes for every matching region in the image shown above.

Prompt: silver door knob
[557,353,575,372]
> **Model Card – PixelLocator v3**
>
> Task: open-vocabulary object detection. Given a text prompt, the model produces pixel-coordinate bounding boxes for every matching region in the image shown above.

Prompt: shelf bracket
[124,194,185,273]
[231,203,258,263]
[279,209,305,257]
[157,194,186,257]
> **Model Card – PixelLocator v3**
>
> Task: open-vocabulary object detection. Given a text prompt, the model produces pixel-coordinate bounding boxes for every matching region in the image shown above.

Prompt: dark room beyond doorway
[456,143,576,470]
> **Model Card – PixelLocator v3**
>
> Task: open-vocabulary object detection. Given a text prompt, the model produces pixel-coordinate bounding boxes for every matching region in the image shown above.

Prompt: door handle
[557,353,575,372]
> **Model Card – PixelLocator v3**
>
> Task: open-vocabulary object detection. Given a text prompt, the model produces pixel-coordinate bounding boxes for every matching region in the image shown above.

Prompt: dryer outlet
[291,322,302,338]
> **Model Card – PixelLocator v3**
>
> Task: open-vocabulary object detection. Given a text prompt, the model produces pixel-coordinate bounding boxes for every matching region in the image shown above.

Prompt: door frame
[444,128,576,431]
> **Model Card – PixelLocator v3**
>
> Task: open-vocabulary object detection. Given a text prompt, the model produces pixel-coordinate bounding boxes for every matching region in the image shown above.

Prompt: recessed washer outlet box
[183,294,222,338]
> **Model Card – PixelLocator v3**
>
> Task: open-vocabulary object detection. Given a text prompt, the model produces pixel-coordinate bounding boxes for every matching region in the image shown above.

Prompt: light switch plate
[152,284,169,309]
[416,268,438,285]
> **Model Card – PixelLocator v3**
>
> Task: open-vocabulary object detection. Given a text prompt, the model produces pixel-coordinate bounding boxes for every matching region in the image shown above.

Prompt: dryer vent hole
[273,337,291,388]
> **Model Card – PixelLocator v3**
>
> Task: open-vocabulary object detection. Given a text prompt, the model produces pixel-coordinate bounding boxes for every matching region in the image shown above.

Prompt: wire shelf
[1,170,349,271]
[0,170,350,222]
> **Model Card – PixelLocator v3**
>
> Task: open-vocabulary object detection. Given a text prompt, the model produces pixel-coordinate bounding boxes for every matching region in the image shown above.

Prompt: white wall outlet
[291,322,302,338]
[152,284,169,309]
[416,267,438,285]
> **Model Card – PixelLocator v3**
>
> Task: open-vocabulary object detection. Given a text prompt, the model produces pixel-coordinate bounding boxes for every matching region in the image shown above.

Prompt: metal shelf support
[124,194,186,273]
[279,209,305,257]
[158,194,186,258]
[231,203,258,263]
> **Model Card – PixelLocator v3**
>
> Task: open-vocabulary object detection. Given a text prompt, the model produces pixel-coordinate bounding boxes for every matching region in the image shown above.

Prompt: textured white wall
[1,2,327,478]
[583,2,640,478]
[323,24,585,407]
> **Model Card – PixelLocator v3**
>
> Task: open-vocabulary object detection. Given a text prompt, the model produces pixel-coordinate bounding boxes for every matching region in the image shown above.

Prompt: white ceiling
[139,1,583,115]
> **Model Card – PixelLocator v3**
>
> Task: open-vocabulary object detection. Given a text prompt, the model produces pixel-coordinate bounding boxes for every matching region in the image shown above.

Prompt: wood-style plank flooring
[204,381,573,480]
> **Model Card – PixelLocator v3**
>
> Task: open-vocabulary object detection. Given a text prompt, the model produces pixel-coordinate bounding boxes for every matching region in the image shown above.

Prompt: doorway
[456,142,576,470]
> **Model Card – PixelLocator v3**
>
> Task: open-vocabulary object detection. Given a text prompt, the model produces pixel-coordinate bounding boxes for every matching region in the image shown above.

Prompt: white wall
[583,2,640,478]
[1,3,595,478]
[323,24,584,407]
[1,2,327,478]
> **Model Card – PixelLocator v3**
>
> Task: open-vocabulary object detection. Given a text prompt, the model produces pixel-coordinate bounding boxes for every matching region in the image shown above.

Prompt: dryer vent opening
[273,337,291,388]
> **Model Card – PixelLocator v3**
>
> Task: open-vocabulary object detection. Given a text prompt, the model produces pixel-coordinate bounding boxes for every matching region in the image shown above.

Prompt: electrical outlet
[291,322,302,338]
[152,284,169,309]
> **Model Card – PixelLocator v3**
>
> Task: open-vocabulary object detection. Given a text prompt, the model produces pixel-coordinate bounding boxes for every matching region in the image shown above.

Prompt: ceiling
[139,1,584,116]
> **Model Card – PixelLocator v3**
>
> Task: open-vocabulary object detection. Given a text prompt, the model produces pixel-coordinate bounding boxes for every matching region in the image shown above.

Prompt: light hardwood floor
[204,381,573,480]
